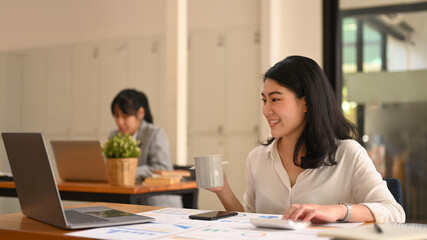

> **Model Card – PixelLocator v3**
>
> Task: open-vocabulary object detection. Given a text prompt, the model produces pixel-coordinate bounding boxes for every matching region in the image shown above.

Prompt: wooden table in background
[0,180,198,209]
[0,202,161,240]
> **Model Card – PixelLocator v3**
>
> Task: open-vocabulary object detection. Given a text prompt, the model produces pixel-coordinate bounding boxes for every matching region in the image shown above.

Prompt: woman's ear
[137,107,145,120]
[301,97,307,112]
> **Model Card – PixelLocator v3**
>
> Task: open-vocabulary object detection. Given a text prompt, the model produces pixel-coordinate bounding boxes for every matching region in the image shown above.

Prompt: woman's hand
[282,204,345,223]
[204,172,244,212]
[205,172,228,195]
[205,185,225,194]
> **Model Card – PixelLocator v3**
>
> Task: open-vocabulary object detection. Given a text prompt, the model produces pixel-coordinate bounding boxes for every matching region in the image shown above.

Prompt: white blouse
[243,139,405,223]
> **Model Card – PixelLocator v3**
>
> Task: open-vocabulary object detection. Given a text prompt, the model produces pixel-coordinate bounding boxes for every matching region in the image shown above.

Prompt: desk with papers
[0,202,369,240]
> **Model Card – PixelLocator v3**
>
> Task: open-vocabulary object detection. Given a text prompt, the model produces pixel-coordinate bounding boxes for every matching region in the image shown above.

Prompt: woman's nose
[263,102,272,116]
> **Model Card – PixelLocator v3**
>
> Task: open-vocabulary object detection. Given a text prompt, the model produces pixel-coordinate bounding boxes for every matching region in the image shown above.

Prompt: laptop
[1,132,154,229]
[51,140,108,182]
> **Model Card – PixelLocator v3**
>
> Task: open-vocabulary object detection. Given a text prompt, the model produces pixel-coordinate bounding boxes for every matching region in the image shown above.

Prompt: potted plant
[102,133,141,186]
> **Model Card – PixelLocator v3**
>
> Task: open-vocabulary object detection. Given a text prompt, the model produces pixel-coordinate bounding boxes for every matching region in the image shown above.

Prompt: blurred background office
[0,0,425,223]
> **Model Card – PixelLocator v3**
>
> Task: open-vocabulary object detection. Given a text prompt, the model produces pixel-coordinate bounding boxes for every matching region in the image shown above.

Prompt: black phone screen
[189,211,238,220]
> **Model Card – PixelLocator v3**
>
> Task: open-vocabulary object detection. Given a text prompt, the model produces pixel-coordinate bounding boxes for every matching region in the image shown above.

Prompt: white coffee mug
[194,155,224,188]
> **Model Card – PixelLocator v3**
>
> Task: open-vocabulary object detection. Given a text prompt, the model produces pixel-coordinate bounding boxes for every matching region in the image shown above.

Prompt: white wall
[276,0,323,65]
[186,0,260,211]
[0,0,166,51]
[188,0,259,31]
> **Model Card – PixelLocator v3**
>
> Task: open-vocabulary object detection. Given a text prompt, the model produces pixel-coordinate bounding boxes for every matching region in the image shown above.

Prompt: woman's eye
[261,99,266,103]
[272,98,279,102]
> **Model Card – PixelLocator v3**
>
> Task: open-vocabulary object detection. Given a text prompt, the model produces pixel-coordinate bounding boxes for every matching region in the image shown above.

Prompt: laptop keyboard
[65,210,109,224]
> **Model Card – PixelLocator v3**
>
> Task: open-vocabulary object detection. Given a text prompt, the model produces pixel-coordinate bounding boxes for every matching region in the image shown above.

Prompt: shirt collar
[265,138,280,161]
[132,131,138,140]
[133,119,148,139]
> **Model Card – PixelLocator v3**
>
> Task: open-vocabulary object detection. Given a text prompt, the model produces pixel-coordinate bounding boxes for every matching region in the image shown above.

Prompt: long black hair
[263,56,359,169]
[111,89,153,124]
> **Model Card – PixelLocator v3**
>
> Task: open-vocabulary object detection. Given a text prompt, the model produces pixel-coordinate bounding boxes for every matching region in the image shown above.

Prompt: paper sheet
[66,208,343,240]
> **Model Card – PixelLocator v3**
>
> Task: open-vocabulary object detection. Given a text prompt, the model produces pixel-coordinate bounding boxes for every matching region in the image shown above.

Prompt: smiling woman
[206,55,405,224]
[261,79,307,147]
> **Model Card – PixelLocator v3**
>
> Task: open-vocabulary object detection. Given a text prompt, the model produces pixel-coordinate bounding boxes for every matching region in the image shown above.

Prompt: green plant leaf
[102,133,141,158]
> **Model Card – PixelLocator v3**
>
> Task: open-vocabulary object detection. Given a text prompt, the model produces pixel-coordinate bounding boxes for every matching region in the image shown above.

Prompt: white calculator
[249,218,310,230]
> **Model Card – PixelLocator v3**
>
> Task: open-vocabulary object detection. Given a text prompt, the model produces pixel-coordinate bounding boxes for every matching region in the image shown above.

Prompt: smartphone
[189,211,238,220]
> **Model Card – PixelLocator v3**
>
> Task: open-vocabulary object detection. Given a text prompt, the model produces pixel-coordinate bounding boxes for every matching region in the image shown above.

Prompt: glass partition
[340,1,427,222]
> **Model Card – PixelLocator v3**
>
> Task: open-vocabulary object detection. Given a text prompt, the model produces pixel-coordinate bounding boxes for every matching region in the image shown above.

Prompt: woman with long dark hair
[209,56,405,223]
[109,88,182,207]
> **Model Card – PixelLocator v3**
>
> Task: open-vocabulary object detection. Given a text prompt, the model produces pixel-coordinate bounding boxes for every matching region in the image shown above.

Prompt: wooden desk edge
[0,181,198,194]
[0,181,15,188]
[58,181,197,194]
[0,202,162,240]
